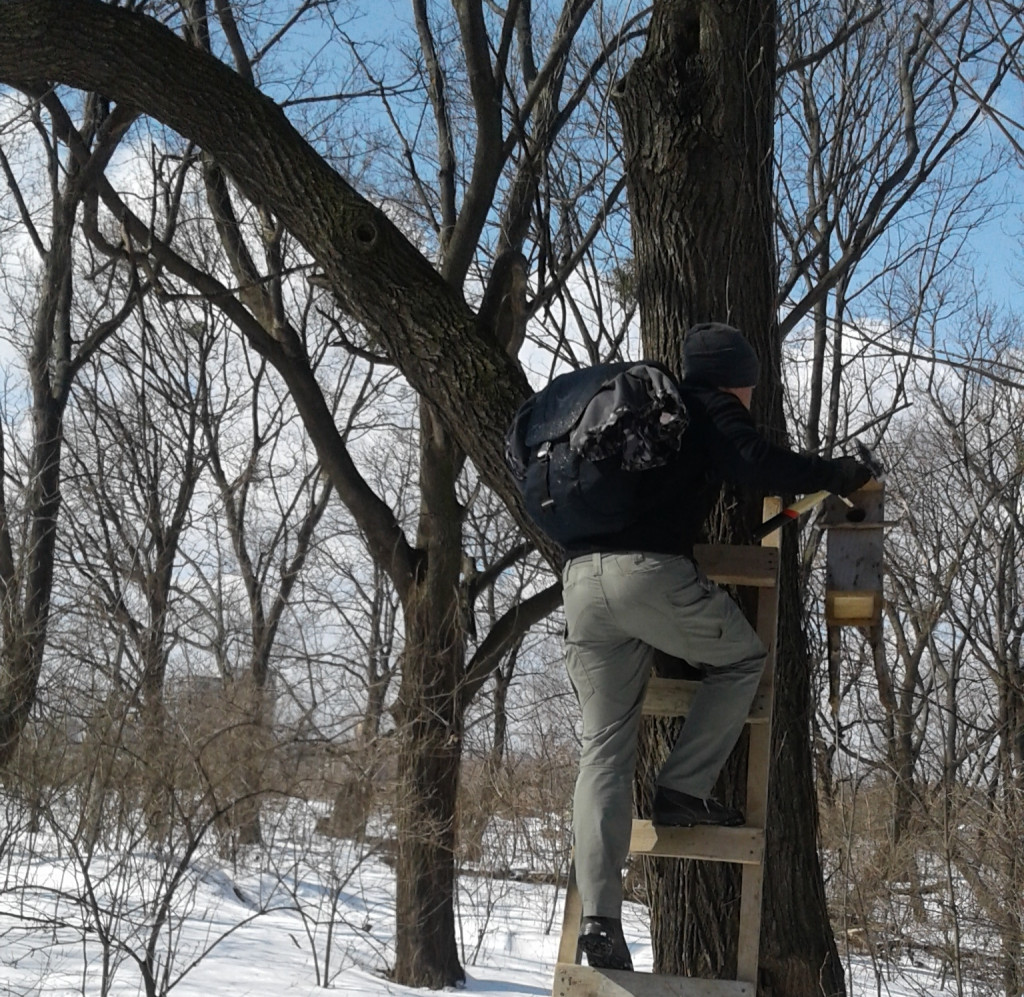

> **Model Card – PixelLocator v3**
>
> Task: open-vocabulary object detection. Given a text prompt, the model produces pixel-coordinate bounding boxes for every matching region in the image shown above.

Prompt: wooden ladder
[552,537,781,997]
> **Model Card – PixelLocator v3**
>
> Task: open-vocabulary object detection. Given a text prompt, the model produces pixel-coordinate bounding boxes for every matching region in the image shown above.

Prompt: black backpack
[504,362,689,546]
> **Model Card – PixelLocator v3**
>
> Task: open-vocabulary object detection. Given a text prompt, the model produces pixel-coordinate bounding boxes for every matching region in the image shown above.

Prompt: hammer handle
[752,490,837,541]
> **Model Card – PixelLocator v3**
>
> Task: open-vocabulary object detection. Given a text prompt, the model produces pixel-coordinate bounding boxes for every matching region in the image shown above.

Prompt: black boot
[578,915,633,971]
[652,786,744,827]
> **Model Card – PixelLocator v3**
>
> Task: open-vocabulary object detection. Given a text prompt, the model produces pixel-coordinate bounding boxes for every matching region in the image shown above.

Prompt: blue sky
[265,2,1024,327]
[973,203,1024,313]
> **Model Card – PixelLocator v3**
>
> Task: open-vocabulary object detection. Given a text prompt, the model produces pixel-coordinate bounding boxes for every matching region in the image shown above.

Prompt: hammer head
[855,440,886,482]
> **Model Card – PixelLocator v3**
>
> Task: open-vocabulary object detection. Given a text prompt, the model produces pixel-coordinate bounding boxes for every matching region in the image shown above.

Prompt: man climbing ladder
[506,323,873,971]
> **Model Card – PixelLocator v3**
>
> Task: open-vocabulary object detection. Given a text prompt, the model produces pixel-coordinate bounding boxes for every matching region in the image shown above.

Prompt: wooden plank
[760,496,783,548]
[737,720,772,980]
[823,520,898,530]
[736,862,765,983]
[557,860,584,965]
[642,677,771,723]
[824,483,884,627]
[743,723,771,828]
[553,964,754,997]
[735,575,779,982]
[692,545,778,588]
[628,821,763,865]
[749,581,779,820]
[826,590,881,627]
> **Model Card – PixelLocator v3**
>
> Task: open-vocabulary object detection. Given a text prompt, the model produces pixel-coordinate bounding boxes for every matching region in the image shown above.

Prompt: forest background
[0,2,1022,996]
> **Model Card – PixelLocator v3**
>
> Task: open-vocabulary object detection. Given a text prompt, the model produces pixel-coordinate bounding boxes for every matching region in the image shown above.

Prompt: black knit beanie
[682,322,760,387]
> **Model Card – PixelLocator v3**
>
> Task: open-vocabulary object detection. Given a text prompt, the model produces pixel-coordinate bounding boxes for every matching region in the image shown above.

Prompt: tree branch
[778,4,884,77]
[461,581,561,707]
[0,0,559,570]
[413,0,457,244]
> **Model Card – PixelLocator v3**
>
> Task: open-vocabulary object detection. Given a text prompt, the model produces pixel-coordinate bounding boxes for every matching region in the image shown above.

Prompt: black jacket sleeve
[689,386,843,495]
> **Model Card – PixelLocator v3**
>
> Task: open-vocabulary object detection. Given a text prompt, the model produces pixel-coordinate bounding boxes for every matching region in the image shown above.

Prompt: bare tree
[0,86,139,768]
[606,3,848,986]
[809,301,1024,995]
[194,334,338,851]
[57,293,214,841]
[924,328,1024,996]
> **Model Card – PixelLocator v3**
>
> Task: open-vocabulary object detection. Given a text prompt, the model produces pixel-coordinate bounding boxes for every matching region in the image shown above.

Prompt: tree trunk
[613,2,844,992]
[0,420,63,768]
[0,213,72,768]
[487,648,515,783]
[139,569,175,841]
[222,670,272,852]
[392,652,463,987]
[761,549,845,996]
[391,403,466,988]
[140,667,173,843]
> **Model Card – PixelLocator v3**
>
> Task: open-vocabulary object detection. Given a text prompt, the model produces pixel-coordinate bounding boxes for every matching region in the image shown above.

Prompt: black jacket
[563,383,845,558]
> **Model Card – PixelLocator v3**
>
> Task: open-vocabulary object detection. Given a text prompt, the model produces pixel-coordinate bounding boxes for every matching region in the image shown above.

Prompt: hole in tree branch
[355,221,378,247]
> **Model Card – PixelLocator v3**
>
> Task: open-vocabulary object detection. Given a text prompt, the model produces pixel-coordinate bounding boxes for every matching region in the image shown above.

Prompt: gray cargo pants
[561,551,767,917]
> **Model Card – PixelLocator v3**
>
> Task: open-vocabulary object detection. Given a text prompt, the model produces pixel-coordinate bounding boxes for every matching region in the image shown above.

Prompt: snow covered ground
[0,807,978,997]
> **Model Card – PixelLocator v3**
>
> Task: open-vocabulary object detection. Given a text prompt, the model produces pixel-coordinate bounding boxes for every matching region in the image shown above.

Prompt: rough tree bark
[388,403,467,987]
[612,3,845,993]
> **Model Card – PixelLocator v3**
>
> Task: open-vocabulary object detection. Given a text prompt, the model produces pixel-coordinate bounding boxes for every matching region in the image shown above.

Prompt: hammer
[751,442,885,542]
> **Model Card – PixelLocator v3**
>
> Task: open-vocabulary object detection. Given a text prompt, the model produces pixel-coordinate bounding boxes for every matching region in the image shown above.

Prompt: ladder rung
[553,963,755,996]
[628,821,764,864]
[692,544,778,588]
[642,677,771,721]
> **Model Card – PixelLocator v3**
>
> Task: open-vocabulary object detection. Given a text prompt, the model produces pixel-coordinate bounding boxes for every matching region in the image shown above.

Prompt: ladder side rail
[556,859,585,965]
[735,502,783,982]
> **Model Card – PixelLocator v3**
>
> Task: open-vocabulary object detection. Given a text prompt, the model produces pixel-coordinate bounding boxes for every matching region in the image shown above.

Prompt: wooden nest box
[822,479,885,628]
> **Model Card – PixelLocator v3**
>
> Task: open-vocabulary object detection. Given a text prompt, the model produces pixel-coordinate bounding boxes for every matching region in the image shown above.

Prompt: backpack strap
[536,440,555,509]
[504,396,536,481]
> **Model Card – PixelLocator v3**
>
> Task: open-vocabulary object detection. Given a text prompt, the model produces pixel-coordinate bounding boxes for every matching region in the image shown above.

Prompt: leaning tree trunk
[613,2,845,993]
